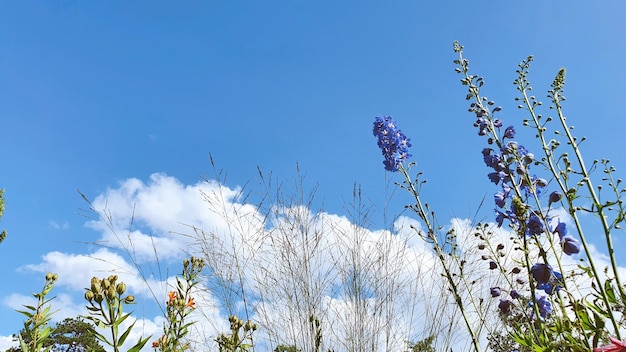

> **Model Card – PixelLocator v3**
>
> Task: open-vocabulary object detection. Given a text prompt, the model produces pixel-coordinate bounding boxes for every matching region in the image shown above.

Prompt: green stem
[527,84,622,338]
[399,165,482,352]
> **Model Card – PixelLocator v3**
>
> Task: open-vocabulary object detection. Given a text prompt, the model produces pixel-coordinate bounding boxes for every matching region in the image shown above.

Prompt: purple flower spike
[373,116,412,172]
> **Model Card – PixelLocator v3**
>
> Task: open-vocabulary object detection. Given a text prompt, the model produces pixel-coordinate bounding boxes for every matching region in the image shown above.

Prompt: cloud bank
[4,173,623,351]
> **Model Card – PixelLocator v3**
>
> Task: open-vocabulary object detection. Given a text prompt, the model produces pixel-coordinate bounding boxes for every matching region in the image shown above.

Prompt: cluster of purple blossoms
[372,116,412,172]
[482,137,548,229]
[472,103,582,324]
[478,111,581,257]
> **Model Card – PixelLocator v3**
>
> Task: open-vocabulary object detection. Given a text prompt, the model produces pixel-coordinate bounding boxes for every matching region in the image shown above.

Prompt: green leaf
[22,305,37,311]
[118,320,136,346]
[39,326,52,340]
[127,335,152,352]
[15,309,34,318]
[604,279,617,304]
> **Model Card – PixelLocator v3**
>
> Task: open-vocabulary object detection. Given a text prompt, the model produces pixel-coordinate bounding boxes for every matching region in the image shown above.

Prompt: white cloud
[7,173,626,351]
[0,335,16,351]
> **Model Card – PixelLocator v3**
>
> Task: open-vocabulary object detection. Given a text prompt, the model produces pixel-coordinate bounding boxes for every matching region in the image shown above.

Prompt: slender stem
[548,89,622,338]
[399,165,482,352]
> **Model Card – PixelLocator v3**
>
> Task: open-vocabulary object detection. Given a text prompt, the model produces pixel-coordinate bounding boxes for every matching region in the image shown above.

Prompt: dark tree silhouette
[6,317,105,352]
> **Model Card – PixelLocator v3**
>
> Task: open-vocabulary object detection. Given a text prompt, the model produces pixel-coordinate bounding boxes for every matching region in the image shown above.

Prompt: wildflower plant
[373,115,483,350]
[83,275,151,352]
[152,256,205,352]
[371,41,626,350]
[454,40,625,350]
[16,273,58,352]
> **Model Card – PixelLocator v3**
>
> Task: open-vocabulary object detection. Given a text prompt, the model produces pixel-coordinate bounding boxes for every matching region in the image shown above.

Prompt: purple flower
[495,211,506,227]
[495,191,507,208]
[373,116,412,172]
[490,287,501,297]
[526,214,545,235]
[553,221,567,239]
[488,172,501,185]
[549,191,562,204]
[498,299,513,314]
[537,271,563,295]
[561,235,581,255]
[510,290,520,300]
[531,295,552,319]
[531,263,553,284]
[504,125,515,139]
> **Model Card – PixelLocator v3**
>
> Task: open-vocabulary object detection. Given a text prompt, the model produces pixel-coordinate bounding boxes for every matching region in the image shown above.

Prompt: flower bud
[95,293,104,304]
[106,287,116,300]
[523,153,535,164]
[548,191,562,204]
[244,320,253,331]
[85,290,95,302]
[124,295,135,303]
[116,282,127,295]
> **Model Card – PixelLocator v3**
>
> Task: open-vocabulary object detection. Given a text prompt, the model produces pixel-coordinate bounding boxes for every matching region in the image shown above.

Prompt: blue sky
[2,1,626,350]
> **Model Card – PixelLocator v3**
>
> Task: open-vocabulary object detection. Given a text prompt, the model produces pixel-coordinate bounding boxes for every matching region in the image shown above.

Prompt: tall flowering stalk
[152,256,205,352]
[373,116,483,351]
[451,40,626,350]
[16,273,58,352]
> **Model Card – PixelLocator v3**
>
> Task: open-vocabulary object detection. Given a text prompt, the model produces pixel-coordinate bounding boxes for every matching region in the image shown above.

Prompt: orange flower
[186,297,195,309]
[168,291,177,302]
[151,340,159,348]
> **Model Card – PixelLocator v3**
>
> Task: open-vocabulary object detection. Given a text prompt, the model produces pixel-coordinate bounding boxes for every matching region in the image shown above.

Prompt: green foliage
[7,317,106,352]
[82,275,151,352]
[48,317,106,352]
[274,344,301,352]
[405,335,436,352]
[15,273,58,352]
